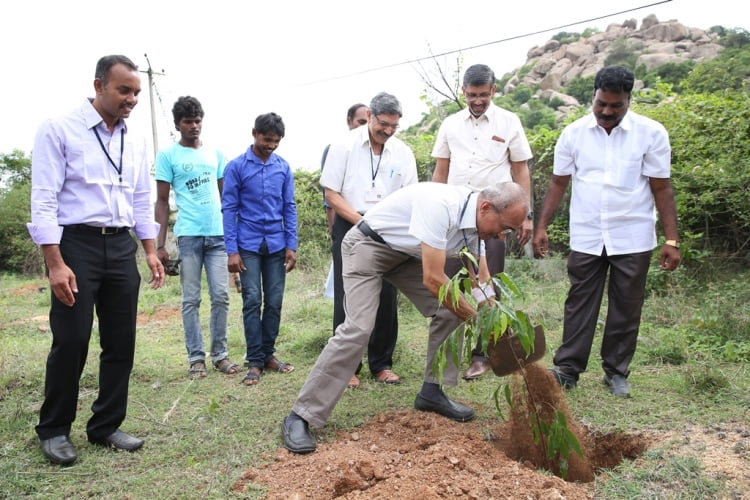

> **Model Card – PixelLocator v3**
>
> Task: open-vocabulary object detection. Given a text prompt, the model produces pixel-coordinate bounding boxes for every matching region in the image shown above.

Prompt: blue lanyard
[459,192,479,275]
[93,126,124,184]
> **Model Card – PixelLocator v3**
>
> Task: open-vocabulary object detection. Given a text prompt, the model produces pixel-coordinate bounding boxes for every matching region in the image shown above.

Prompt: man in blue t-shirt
[155,96,240,379]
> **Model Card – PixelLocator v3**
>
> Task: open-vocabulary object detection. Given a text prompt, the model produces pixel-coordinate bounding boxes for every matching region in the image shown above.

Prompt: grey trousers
[292,227,464,428]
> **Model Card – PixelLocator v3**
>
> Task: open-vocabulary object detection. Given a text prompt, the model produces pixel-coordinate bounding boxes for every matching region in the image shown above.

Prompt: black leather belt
[65,224,130,235]
[357,220,386,245]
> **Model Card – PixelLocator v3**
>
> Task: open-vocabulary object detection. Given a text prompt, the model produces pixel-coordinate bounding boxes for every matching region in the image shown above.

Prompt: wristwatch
[665,240,680,248]
[526,211,534,220]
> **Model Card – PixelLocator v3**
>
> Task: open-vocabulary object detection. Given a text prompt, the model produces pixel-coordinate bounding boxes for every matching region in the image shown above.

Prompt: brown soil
[234,410,596,499]
[233,362,749,498]
[233,364,652,499]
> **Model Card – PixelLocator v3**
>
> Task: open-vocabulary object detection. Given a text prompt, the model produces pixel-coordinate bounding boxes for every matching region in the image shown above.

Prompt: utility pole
[142,54,165,160]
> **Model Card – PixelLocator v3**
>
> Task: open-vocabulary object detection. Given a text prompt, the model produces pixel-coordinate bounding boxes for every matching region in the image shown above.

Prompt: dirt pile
[234,410,595,499]
[232,360,659,498]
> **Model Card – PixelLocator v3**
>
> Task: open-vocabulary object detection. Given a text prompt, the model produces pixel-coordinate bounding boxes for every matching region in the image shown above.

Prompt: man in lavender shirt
[27,55,165,465]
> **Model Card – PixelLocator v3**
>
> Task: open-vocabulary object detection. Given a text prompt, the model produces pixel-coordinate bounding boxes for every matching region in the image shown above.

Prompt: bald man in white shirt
[281,181,529,454]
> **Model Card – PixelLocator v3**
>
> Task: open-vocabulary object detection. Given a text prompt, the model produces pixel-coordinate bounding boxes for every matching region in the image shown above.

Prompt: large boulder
[641,22,691,42]
[636,53,688,71]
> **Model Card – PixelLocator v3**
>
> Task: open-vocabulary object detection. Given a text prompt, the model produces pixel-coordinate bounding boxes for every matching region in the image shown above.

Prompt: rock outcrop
[501,14,723,98]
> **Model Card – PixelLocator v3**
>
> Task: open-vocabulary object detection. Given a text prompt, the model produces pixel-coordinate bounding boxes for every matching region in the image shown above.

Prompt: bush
[293,170,330,270]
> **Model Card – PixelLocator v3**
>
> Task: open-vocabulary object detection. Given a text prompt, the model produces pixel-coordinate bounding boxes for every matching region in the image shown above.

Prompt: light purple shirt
[27,98,158,245]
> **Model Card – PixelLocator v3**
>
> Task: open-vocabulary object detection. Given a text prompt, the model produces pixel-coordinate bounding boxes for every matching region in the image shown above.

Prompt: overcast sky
[0,0,742,170]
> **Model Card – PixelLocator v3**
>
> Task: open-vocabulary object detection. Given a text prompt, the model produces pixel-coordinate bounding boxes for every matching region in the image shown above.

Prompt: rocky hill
[501,14,724,111]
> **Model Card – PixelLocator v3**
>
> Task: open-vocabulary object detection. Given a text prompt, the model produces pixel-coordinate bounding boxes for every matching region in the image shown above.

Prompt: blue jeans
[178,236,230,365]
[238,245,286,369]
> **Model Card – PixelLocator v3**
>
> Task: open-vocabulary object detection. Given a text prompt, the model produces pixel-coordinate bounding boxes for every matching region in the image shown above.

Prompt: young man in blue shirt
[222,113,298,386]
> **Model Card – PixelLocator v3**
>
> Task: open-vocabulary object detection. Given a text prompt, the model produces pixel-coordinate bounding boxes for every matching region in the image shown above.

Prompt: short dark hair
[369,93,402,117]
[463,64,495,88]
[594,66,635,94]
[95,55,138,86]
[254,112,285,137]
[346,103,367,121]
[172,96,204,123]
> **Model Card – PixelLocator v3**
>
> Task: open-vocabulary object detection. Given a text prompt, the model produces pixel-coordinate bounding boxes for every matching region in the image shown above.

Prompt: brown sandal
[264,358,294,374]
[214,358,241,375]
[374,369,401,384]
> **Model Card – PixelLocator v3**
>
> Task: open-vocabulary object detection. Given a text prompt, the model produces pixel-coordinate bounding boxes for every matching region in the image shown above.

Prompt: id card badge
[365,188,385,204]
[115,189,128,218]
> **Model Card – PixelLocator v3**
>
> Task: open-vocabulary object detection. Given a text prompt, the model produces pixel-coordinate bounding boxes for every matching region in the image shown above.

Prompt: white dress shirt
[431,103,532,188]
[364,182,484,259]
[320,125,418,213]
[554,111,671,256]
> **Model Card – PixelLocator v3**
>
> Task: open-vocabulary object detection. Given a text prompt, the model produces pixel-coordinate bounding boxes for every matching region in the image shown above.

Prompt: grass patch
[0,256,747,497]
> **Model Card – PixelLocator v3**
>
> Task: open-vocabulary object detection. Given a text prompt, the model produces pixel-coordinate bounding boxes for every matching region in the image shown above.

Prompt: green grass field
[0,255,747,498]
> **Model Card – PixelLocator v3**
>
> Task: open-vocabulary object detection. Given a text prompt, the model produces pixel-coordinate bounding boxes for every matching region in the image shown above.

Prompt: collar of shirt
[83,98,128,134]
[355,124,396,156]
[585,110,634,133]
[459,102,499,125]
[244,145,280,165]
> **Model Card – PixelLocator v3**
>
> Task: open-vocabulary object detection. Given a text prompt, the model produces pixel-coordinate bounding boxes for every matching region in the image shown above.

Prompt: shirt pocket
[614,158,644,191]
[486,135,509,161]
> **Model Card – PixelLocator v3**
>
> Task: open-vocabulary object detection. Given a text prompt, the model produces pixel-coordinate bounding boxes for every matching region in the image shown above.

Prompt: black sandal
[242,367,262,386]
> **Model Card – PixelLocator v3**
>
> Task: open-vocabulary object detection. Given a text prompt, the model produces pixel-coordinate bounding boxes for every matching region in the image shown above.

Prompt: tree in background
[0,150,42,275]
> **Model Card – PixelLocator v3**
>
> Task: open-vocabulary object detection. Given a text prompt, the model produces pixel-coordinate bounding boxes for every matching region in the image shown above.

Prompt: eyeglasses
[375,118,399,131]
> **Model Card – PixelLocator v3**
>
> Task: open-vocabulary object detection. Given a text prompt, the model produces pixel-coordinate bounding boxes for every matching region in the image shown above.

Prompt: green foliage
[551,31,580,45]
[402,132,437,181]
[681,46,750,93]
[563,75,595,105]
[518,103,557,131]
[718,27,750,49]
[639,60,696,92]
[532,410,584,479]
[434,258,582,480]
[510,87,533,105]
[604,39,642,69]
[581,27,601,38]
[0,150,42,275]
[292,169,330,269]
[638,91,750,255]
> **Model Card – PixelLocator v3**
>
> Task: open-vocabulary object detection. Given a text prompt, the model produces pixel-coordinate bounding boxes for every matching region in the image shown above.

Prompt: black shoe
[40,435,77,465]
[604,374,631,398]
[89,429,144,451]
[414,393,475,422]
[550,367,577,389]
[281,415,316,454]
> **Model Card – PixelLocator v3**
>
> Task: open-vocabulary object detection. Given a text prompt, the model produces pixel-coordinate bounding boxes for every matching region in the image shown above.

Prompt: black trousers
[35,227,141,441]
[331,214,398,374]
[553,249,651,380]
[443,238,506,357]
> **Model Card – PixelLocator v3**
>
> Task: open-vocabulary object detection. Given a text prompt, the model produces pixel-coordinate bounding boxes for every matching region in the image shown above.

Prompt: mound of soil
[232,361,655,500]
[234,410,596,499]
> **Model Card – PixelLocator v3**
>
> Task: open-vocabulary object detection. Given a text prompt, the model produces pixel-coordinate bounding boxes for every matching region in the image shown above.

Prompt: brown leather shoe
[347,374,360,389]
[462,355,491,380]
[373,369,401,384]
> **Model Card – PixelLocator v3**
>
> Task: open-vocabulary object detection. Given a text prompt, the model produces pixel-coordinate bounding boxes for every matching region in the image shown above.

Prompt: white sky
[0,0,742,171]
